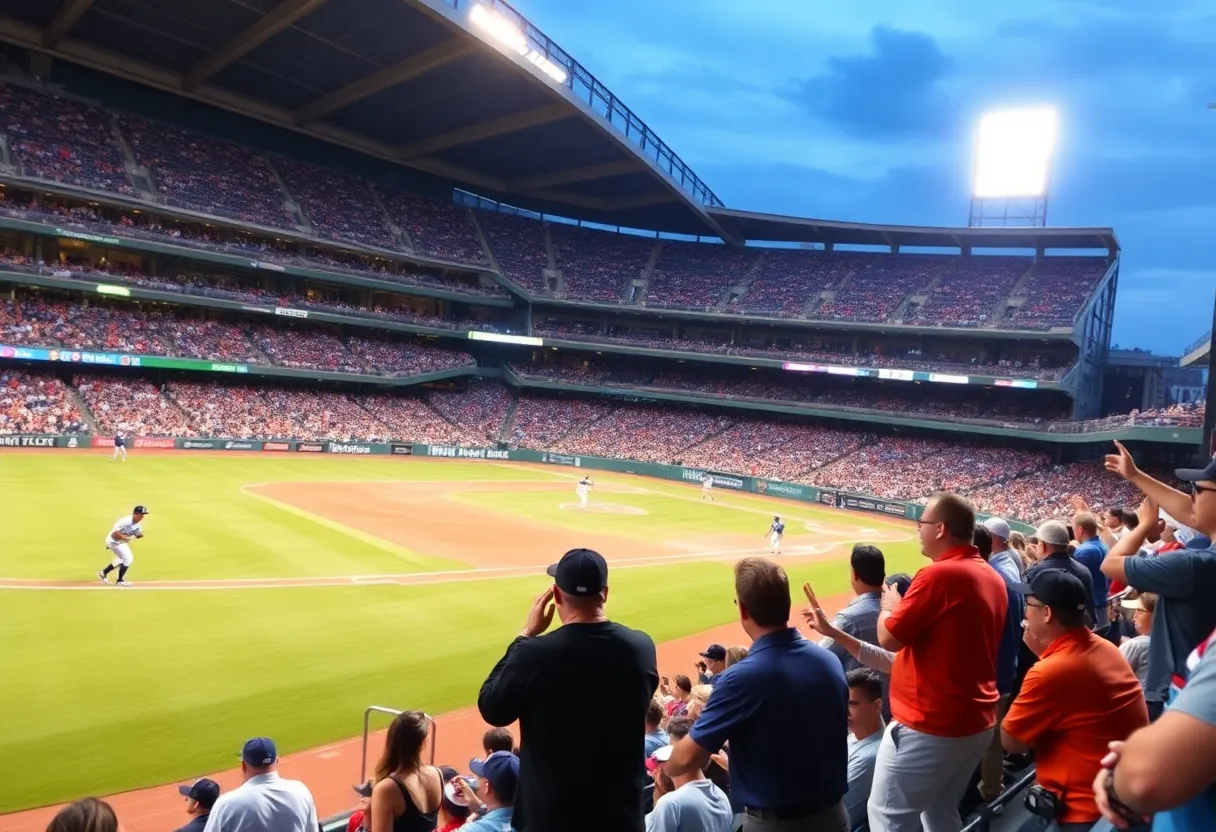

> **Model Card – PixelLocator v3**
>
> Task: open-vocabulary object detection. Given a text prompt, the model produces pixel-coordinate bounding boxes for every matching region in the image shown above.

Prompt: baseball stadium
[0,2,1211,832]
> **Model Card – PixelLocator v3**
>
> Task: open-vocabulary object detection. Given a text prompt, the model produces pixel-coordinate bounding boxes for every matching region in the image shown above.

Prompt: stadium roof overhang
[0,1,1123,251]
[0,0,737,239]
[1182,334,1211,368]
[708,207,1121,253]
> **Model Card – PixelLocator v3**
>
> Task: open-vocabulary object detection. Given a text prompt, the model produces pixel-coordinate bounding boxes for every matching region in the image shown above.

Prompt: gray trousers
[867,721,992,832]
[742,800,849,832]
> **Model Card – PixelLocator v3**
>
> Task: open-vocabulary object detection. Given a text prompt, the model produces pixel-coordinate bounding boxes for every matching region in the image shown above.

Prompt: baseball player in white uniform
[98,504,148,586]
[767,515,785,555]
[701,473,714,502]
[576,477,593,511]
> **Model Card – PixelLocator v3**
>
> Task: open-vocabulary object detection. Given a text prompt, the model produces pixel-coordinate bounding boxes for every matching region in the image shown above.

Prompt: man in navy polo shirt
[175,778,220,832]
[666,557,850,831]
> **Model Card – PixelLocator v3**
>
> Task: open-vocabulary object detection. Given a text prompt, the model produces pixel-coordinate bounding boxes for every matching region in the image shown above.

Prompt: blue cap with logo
[469,751,520,800]
[177,778,220,809]
[545,548,608,597]
[240,737,277,767]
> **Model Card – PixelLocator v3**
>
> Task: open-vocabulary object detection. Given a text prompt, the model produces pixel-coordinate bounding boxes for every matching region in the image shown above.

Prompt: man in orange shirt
[1002,570,1148,831]
[869,492,1008,832]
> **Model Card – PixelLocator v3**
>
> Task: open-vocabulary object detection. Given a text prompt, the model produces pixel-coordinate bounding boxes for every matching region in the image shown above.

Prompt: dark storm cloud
[785,26,956,140]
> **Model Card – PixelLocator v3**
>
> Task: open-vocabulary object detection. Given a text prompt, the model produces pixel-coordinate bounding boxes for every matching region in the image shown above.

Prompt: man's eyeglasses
[916,518,942,527]
[1025,600,1046,609]
[1190,483,1216,499]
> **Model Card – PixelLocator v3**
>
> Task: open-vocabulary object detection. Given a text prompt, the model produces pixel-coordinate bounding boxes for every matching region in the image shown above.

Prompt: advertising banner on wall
[327,442,374,455]
[0,434,58,447]
[753,479,815,501]
[679,468,745,490]
[180,439,219,450]
[424,445,511,460]
[839,494,910,518]
[262,441,292,452]
[541,452,580,466]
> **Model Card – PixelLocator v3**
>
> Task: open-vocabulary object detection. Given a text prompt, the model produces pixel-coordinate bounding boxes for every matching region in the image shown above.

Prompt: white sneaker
[98,571,108,584]
[116,580,131,587]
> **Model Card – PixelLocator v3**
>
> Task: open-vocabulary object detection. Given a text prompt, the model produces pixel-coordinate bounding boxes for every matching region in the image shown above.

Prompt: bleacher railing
[961,769,1037,832]
[443,0,723,209]
[358,706,438,784]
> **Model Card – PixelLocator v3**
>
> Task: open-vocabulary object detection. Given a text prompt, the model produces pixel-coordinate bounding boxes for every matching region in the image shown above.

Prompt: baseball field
[0,451,924,819]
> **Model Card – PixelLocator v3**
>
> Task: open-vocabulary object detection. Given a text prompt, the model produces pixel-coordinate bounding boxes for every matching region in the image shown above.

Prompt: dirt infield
[0,595,851,832]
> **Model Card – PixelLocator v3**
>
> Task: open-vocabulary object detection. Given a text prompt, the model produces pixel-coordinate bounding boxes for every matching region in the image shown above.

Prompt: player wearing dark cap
[98,505,149,587]
[477,548,659,832]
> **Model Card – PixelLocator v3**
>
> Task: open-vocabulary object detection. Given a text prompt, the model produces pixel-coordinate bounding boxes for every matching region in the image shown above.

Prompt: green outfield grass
[0,453,925,812]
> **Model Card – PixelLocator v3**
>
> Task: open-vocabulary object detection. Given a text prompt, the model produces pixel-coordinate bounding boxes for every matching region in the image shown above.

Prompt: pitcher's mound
[558,502,648,515]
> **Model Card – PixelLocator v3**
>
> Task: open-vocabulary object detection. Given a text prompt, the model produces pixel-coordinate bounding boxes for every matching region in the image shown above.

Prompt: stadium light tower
[968,106,1058,228]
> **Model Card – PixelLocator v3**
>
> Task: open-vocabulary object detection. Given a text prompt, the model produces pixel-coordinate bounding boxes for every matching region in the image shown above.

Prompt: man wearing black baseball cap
[1000,570,1147,829]
[698,643,726,685]
[478,548,658,832]
[174,778,219,832]
[1101,442,1216,721]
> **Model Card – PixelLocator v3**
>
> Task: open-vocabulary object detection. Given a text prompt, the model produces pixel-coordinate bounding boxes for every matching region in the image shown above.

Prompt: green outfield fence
[1,433,1036,534]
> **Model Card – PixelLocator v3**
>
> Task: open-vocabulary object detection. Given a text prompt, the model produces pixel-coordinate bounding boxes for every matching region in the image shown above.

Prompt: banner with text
[753,479,817,501]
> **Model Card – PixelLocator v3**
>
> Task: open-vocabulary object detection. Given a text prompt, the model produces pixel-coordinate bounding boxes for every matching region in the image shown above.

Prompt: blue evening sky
[511,0,1216,354]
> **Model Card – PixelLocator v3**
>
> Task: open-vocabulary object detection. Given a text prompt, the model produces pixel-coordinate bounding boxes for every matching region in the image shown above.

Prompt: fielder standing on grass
[702,473,715,502]
[98,505,148,586]
[112,433,127,462]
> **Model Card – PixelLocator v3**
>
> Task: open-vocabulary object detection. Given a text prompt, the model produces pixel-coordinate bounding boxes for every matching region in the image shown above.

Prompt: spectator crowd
[0,295,475,377]
[0,79,1113,336]
[0,368,1194,528]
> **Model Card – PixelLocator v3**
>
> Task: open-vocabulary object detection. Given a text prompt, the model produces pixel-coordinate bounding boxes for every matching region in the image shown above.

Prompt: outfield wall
[0,433,1033,533]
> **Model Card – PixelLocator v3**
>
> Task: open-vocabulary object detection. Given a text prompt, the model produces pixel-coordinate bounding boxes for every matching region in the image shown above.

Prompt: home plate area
[558,501,649,515]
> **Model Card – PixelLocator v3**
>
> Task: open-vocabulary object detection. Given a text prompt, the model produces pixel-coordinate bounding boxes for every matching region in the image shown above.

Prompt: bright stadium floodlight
[972,107,1058,198]
[469,3,528,57]
[468,3,568,85]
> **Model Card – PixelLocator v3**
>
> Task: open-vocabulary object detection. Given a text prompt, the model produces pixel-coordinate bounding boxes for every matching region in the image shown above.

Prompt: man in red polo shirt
[869,492,1008,832]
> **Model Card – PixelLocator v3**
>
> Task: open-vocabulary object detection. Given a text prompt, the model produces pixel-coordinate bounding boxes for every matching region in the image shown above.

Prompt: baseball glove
[134,531,144,539]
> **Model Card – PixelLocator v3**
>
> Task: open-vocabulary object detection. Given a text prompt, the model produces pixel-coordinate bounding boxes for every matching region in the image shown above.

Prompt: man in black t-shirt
[478,548,659,832]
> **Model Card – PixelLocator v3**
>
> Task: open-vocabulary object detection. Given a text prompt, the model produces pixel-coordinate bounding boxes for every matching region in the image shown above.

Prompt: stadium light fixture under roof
[972,107,1058,199]
[469,3,568,85]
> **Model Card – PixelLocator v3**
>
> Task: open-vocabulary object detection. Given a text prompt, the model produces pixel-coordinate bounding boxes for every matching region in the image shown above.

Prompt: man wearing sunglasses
[1101,442,1216,722]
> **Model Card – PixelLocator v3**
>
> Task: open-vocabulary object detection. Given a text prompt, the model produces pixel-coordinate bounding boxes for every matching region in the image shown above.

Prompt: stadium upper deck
[0,0,1122,418]
[0,0,1116,245]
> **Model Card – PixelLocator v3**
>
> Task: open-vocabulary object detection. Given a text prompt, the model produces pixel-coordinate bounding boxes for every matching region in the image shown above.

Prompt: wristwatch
[1105,768,1146,825]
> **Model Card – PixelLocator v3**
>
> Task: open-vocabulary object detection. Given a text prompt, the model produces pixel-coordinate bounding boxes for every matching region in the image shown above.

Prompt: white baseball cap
[982,517,1011,540]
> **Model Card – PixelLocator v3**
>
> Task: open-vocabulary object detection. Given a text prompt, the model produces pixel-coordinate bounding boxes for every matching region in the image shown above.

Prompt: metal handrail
[961,768,1038,832]
[445,0,722,208]
[357,706,438,784]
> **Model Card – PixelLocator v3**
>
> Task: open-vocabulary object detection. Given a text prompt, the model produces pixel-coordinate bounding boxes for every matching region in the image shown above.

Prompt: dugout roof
[0,0,1119,252]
